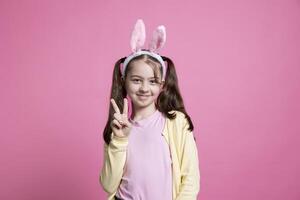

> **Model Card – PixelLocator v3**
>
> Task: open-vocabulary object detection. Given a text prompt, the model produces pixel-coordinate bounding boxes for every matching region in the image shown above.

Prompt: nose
[139,82,149,93]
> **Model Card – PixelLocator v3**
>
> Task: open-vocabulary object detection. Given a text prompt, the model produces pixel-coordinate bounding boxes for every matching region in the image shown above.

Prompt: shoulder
[167,110,188,124]
[168,110,186,118]
[165,110,192,143]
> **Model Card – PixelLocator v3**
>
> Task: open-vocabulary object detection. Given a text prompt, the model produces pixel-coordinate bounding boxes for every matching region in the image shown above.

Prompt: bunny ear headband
[121,19,167,81]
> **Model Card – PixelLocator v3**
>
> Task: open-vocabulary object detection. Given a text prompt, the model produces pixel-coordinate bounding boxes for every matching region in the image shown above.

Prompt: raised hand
[110,98,132,138]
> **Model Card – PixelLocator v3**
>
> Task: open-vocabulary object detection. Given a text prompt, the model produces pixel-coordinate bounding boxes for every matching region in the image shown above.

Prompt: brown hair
[103,51,194,145]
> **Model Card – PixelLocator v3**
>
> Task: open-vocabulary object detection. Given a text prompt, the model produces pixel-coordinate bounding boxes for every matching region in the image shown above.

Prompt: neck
[131,103,157,121]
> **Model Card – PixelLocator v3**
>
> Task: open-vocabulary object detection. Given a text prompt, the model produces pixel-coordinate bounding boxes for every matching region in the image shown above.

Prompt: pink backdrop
[1,0,300,199]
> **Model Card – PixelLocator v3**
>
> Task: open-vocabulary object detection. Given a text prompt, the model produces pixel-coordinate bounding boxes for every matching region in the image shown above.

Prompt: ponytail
[103,57,127,145]
[157,56,194,132]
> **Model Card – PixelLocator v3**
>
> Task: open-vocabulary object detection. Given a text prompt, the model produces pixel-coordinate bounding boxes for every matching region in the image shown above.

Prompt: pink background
[1,0,300,199]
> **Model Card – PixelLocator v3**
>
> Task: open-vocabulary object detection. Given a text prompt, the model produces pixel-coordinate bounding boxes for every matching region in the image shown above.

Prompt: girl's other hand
[110,98,132,138]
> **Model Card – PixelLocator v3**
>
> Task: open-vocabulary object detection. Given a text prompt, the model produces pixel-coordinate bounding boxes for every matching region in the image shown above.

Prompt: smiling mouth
[137,94,151,97]
[137,94,151,99]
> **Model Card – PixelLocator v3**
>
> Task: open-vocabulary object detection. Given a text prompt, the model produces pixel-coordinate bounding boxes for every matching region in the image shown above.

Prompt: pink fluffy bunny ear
[130,19,146,53]
[148,25,166,52]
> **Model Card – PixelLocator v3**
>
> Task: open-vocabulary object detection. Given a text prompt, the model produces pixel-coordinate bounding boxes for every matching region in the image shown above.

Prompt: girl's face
[125,59,163,110]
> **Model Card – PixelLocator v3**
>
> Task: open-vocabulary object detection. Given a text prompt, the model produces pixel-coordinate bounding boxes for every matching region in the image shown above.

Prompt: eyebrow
[129,75,157,79]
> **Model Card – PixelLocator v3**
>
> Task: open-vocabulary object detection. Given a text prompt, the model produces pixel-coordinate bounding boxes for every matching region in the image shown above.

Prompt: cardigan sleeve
[99,134,128,195]
[176,118,200,200]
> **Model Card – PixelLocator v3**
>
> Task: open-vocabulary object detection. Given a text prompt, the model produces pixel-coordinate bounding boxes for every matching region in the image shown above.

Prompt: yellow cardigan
[99,111,200,200]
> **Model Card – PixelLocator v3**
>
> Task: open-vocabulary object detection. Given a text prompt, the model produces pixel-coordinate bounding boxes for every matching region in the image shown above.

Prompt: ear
[130,19,146,52]
[159,80,165,90]
[149,25,166,52]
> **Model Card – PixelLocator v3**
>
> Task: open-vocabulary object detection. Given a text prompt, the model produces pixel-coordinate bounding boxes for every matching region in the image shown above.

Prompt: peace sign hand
[110,98,132,138]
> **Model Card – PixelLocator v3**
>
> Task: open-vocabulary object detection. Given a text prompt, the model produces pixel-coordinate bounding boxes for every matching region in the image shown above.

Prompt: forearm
[99,135,128,194]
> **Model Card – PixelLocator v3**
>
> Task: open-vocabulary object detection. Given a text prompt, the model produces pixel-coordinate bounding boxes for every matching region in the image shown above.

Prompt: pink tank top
[116,110,172,200]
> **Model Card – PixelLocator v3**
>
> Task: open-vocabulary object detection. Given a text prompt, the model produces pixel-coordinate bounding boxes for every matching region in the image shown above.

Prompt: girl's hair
[103,53,194,145]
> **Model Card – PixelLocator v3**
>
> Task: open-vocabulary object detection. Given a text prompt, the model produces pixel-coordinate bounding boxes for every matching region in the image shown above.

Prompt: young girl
[100,19,200,200]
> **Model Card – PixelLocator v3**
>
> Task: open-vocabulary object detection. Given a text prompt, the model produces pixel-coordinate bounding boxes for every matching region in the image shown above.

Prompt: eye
[149,80,157,85]
[132,79,141,83]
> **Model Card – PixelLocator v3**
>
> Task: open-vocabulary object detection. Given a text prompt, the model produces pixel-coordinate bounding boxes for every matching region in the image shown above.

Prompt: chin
[133,99,155,108]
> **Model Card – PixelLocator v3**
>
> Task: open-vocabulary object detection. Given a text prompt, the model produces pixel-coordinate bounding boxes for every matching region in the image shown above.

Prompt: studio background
[1,0,299,199]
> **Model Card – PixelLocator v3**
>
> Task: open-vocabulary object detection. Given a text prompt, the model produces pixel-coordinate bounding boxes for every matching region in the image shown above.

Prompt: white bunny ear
[130,19,146,52]
[149,25,166,52]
